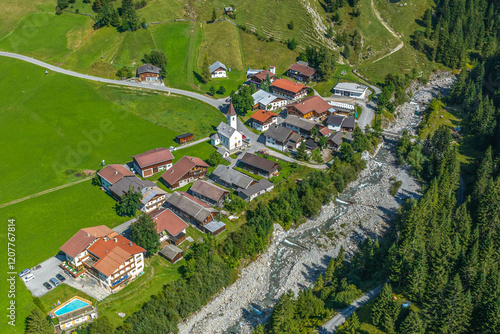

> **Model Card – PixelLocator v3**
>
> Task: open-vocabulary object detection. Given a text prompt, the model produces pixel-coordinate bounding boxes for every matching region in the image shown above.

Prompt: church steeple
[227,101,237,129]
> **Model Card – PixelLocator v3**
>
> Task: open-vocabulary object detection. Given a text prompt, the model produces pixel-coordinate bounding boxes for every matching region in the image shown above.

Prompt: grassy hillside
[0,0,54,39]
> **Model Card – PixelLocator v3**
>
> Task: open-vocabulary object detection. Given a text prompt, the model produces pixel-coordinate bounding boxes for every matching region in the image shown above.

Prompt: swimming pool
[54,299,90,316]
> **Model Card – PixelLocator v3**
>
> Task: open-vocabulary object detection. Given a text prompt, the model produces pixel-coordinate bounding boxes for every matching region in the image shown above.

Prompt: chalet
[140,186,168,213]
[224,6,234,15]
[286,96,333,121]
[282,115,317,137]
[303,138,319,151]
[328,131,344,151]
[166,192,225,235]
[333,82,368,99]
[137,64,161,83]
[271,79,308,100]
[97,164,134,191]
[252,89,288,111]
[108,176,167,213]
[161,156,209,190]
[189,180,230,207]
[132,148,174,178]
[325,114,346,131]
[59,226,145,292]
[175,133,194,144]
[159,244,183,264]
[209,61,227,78]
[251,109,278,131]
[249,70,275,87]
[265,125,302,152]
[239,153,279,178]
[236,179,274,202]
[151,209,188,245]
[286,61,317,82]
[211,165,256,190]
[342,116,356,132]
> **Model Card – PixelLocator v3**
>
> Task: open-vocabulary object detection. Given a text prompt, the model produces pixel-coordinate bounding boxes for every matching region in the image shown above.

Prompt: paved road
[175,137,210,150]
[0,51,224,110]
[321,284,383,333]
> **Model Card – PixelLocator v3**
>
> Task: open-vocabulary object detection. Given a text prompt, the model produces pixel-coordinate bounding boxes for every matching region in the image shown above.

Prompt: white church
[210,101,243,151]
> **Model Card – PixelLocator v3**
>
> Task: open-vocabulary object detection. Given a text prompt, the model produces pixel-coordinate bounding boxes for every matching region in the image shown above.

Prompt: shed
[159,245,183,263]
[175,133,194,144]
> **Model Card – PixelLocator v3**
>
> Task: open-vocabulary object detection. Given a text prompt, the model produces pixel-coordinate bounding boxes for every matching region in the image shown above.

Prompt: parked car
[18,269,31,278]
[56,274,66,282]
[50,278,60,287]
[23,274,35,282]
[242,134,247,139]
[169,146,176,151]
[43,282,52,290]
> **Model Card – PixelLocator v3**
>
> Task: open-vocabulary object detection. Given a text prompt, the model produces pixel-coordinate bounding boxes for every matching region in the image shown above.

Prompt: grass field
[201,20,244,71]
[0,0,54,39]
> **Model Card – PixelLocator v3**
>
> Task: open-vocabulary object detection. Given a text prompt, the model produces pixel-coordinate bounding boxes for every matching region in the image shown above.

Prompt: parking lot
[23,255,66,297]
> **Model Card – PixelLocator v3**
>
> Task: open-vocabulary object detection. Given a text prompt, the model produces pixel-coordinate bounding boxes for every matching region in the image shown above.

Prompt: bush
[287,20,294,30]
[390,180,402,196]
[287,38,298,50]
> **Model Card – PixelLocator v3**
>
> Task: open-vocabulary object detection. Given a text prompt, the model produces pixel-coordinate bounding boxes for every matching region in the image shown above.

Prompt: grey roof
[159,244,182,261]
[265,125,293,142]
[304,139,319,151]
[342,116,356,129]
[204,221,226,233]
[334,82,368,94]
[217,146,229,155]
[217,122,237,138]
[166,192,219,224]
[237,179,274,198]
[210,133,219,141]
[190,180,229,202]
[326,114,346,126]
[240,153,279,174]
[283,115,316,131]
[141,186,167,205]
[137,64,161,75]
[328,131,344,146]
[252,90,280,106]
[109,176,156,199]
[209,61,227,74]
[297,60,309,66]
[212,165,255,189]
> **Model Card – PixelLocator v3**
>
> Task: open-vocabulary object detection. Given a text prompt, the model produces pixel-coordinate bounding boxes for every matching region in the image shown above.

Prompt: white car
[169,146,176,151]
[23,274,35,282]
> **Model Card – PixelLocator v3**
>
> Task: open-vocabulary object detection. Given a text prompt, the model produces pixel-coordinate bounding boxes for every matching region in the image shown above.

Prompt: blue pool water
[54,299,90,316]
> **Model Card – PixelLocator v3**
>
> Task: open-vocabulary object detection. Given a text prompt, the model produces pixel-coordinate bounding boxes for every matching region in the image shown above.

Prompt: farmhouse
[286,96,333,121]
[97,164,134,191]
[328,131,344,151]
[271,79,308,100]
[175,133,194,144]
[342,116,356,132]
[211,165,256,190]
[140,186,168,213]
[239,153,279,178]
[189,180,230,207]
[209,61,227,78]
[137,64,161,83]
[132,147,174,178]
[325,114,346,131]
[236,179,274,202]
[282,115,317,137]
[166,192,225,235]
[108,176,167,213]
[252,89,288,111]
[159,244,183,264]
[303,138,319,151]
[224,6,234,15]
[265,125,302,152]
[286,61,317,82]
[60,226,145,293]
[249,70,275,87]
[251,109,278,131]
[151,208,188,245]
[161,156,209,189]
[333,82,368,99]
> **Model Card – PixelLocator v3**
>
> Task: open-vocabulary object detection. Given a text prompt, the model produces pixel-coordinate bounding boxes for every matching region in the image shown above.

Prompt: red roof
[161,156,209,186]
[288,63,317,77]
[97,165,134,185]
[271,79,308,94]
[251,109,278,123]
[152,209,188,236]
[88,234,145,277]
[250,70,275,83]
[60,226,115,258]
[319,127,332,137]
[287,96,331,116]
[132,148,174,169]
[227,101,237,116]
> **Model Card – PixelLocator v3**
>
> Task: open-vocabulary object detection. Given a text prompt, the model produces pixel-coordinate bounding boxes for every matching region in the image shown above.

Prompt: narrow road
[0,51,224,110]
[175,137,210,150]
[321,284,383,333]
[0,176,93,209]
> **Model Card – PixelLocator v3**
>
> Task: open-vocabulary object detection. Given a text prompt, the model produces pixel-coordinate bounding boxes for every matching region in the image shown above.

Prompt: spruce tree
[25,308,53,334]
[400,311,425,334]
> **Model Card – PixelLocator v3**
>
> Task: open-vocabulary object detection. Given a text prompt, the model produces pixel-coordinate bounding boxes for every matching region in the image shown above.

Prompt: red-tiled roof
[189,180,230,202]
[250,70,275,82]
[152,209,188,236]
[60,226,115,258]
[97,165,134,185]
[271,79,308,94]
[287,96,331,116]
[132,148,174,169]
[161,156,209,186]
[251,109,278,123]
[88,235,145,277]
[319,127,332,137]
[288,63,317,77]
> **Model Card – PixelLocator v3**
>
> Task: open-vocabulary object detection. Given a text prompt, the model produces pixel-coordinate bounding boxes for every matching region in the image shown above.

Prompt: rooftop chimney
[86,233,90,237]
[114,171,118,175]
[129,242,133,247]
[114,238,117,242]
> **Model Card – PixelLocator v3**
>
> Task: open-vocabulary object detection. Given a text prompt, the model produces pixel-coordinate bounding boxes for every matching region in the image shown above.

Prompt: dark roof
[137,64,161,75]
[240,153,279,174]
[109,176,156,199]
[265,125,293,142]
[159,244,183,261]
[175,133,193,139]
[326,114,346,126]
[288,63,317,77]
[283,115,316,131]
[328,131,344,146]
[342,116,356,129]
[132,148,174,168]
[250,70,275,83]
[237,179,274,198]
[161,156,208,186]
[166,192,219,224]
[189,180,230,203]
[212,165,256,189]
[304,139,319,150]
[204,221,226,233]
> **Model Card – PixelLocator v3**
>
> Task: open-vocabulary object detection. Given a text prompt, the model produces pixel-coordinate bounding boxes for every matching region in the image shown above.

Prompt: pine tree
[400,311,425,334]
[202,53,211,83]
[371,283,394,326]
[131,214,160,256]
[116,186,142,217]
[439,274,472,334]
[25,308,53,334]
